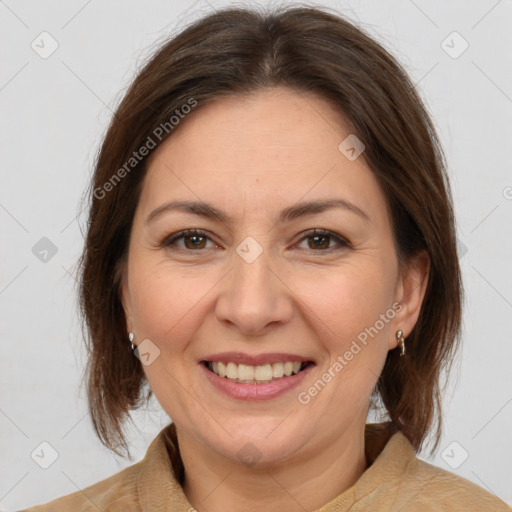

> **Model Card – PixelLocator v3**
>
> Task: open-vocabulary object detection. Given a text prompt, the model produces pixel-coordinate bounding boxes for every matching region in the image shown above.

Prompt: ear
[389,249,430,350]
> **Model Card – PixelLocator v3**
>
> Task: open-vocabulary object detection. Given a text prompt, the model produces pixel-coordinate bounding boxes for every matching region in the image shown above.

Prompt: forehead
[139,87,388,223]
[151,87,350,170]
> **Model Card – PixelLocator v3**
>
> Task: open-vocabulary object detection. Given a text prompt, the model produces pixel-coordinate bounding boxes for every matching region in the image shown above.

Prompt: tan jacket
[21,422,511,511]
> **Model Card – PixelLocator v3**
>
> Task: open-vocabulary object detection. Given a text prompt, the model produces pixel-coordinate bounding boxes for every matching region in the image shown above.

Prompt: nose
[215,245,294,336]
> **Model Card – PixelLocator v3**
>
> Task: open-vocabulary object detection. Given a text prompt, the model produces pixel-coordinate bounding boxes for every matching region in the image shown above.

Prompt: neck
[177,423,367,512]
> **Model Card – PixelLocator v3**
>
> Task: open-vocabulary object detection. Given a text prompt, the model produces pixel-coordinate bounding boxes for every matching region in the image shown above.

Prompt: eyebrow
[146,198,370,226]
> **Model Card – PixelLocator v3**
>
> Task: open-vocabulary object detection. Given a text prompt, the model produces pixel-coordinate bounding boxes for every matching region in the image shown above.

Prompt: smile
[204,361,312,384]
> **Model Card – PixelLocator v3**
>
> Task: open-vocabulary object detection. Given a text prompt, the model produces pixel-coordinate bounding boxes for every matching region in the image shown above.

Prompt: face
[121,86,428,466]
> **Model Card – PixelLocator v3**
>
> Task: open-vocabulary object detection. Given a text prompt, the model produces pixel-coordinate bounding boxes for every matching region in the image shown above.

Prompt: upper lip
[201,352,314,366]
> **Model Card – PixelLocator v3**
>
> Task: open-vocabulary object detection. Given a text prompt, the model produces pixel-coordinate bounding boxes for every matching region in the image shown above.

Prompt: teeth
[226,362,238,379]
[254,363,272,381]
[208,360,306,382]
[238,364,254,381]
[272,362,284,378]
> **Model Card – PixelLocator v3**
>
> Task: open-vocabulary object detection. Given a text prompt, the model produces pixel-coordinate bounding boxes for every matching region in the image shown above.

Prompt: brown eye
[161,228,350,254]
[161,229,216,251]
[183,234,207,250]
[308,234,330,250]
[296,229,350,252]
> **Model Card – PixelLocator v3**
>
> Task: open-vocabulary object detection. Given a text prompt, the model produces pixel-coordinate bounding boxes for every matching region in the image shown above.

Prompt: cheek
[301,262,395,340]
[302,263,395,397]
[128,258,217,349]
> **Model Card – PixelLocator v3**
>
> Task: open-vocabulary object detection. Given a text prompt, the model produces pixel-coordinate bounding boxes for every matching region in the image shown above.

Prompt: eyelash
[160,228,351,253]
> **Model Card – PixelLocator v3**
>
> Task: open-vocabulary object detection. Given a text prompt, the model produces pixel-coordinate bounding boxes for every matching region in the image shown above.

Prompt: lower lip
[200,362,314,400]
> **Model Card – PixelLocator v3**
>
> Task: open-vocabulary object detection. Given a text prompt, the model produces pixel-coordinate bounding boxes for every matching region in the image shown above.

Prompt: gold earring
[396,330,406,357]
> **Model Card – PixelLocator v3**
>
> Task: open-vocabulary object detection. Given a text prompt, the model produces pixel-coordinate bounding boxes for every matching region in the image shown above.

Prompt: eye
[295,229,351,252]
[161,229,217,251]
[160,228,351,253]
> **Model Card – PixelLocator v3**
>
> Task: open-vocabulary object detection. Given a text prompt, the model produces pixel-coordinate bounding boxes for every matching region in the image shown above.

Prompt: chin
[211,420,307,465]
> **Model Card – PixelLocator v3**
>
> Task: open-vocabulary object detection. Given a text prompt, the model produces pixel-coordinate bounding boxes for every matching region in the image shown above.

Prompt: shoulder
[358,426,511,511]
[391,435,511,511]
[19,461,143,512]
[406,457,511,511]
[19,423,187,512]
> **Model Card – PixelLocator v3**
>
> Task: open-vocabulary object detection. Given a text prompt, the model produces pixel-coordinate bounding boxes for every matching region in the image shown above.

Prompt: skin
[120,86,429,512]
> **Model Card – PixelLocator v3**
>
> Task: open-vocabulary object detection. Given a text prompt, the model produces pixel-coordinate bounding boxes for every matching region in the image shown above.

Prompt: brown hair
[78,3,462,458]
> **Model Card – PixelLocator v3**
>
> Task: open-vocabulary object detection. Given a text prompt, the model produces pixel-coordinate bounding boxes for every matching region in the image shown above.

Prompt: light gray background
[1,0,511,510]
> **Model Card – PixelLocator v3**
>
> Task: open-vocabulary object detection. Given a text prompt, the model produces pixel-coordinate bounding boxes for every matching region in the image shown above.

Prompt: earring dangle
[128,332,135,353]
[396,330,406,357]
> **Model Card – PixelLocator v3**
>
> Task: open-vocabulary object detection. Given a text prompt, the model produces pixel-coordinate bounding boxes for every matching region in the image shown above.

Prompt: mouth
[202,360,314,384]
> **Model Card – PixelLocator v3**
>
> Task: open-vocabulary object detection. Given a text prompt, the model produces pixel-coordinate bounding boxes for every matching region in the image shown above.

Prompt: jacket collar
[138,421,412,511]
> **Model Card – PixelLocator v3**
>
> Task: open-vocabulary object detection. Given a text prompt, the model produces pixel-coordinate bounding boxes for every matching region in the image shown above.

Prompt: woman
[22,4,511,511]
